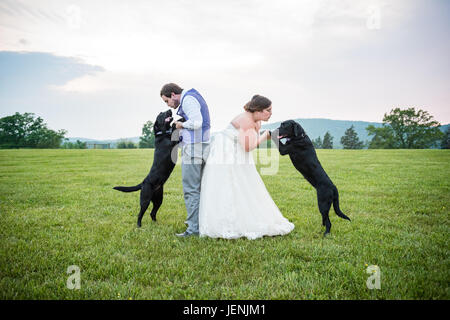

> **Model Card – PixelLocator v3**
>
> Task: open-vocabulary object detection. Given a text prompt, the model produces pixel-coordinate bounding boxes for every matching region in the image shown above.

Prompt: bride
[199,95,295,239]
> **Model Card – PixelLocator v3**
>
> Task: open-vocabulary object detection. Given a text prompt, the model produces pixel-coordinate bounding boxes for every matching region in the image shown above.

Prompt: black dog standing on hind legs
[271,120,351,236]
[113,109,184,227]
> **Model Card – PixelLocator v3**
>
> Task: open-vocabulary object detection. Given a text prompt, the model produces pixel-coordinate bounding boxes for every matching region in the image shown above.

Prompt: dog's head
[154,109,173,134]
[276,120,306,140]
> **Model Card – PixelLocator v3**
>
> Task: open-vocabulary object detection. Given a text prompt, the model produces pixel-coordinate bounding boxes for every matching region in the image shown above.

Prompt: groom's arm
[178,96,203,130]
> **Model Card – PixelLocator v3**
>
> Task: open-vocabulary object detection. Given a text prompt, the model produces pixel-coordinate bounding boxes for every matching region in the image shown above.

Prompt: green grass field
[0,149,449,299]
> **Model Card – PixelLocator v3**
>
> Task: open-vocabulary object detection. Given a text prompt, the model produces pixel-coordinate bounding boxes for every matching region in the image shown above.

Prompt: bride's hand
[258,130,271,143]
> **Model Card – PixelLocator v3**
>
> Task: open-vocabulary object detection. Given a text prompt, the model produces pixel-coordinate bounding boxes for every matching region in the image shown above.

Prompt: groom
[160,83,211,237]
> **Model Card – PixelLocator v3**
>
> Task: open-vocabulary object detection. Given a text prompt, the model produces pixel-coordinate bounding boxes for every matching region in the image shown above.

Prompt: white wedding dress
[199,124,295,240]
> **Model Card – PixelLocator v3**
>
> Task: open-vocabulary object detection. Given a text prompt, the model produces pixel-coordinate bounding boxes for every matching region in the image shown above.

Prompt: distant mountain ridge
[67,119,449,149]
[262,118,449,149]
[261,118,384,148]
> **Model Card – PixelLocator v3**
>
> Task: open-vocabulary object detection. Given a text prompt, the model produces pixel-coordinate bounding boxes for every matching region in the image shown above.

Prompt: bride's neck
[246,111,261,123]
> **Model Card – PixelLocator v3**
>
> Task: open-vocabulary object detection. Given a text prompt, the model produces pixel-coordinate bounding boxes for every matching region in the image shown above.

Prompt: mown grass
[0,148,449,299]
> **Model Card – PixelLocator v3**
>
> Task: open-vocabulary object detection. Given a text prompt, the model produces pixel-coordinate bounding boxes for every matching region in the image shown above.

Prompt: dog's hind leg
[149,186,163,221]
[317,187,333,236]
[137,200,150,228]
[137,184,152,227]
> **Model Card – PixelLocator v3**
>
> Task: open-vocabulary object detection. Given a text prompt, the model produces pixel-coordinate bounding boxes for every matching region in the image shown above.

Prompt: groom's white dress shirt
[179,89,210,143]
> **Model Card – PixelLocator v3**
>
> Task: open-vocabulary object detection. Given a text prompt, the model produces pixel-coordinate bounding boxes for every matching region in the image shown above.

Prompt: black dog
[272,120,351,236]
[113,109,183,227]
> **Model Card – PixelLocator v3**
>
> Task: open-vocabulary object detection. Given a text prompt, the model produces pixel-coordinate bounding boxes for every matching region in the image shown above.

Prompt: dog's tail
[113,183,142,192]
[332,186,351,221]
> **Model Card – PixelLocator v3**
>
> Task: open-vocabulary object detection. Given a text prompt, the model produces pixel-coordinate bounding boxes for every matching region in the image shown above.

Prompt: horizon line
[66,118,449,141]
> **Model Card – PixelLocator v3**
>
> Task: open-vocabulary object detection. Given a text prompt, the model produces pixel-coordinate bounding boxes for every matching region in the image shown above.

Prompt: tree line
[313,108,448,149]
[0,112,157,149]
[0,112,66,149]
[115,120,156,148]
[1,108,449,149]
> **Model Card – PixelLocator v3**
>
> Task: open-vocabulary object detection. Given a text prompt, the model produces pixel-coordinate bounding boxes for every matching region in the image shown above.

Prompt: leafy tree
[441,127,450,149]
[0,112,66,148]
[117,140,136,149]
[0,112,40,148]
[76,140,87,149]
[322,131,333,149]
[366,125,397,149]
[62,139,87,149]
[117,141,127,149]
[341,125,364,149]
[62,141,74,149]
[367,107,443,149]
[312,136,322,149]
[32,127,67,148]
[139,120,155,148]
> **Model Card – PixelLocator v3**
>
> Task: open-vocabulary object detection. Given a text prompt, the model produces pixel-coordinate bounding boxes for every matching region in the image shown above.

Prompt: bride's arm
[255,121,271,145]
[236,119,270,152]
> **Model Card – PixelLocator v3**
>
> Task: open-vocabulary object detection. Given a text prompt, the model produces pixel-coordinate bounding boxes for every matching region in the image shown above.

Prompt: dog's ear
[293,122,299,137]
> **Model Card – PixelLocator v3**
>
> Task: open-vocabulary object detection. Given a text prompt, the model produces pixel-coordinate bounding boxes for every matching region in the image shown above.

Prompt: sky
[0,0,449,140]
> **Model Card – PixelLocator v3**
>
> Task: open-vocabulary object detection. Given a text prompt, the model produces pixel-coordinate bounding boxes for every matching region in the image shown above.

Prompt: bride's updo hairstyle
[244,95,272,113]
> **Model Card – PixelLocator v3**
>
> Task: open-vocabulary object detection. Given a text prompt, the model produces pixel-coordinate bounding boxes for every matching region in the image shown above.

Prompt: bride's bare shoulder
[231,113,256,131]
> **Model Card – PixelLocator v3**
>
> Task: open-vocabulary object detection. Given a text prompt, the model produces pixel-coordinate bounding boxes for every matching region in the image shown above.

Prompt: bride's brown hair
[243,95,272,113]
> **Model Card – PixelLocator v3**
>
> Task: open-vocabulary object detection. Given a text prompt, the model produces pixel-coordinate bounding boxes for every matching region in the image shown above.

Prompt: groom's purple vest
[176,88,211,144]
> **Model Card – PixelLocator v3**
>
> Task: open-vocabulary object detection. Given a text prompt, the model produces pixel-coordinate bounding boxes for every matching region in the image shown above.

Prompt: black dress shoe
[176,231,198,238]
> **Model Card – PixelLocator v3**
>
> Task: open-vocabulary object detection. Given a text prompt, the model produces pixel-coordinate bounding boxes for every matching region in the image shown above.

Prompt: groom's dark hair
[160,83,183,98]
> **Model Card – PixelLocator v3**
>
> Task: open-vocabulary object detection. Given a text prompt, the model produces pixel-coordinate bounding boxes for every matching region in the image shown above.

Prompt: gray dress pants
[181,142,210,234]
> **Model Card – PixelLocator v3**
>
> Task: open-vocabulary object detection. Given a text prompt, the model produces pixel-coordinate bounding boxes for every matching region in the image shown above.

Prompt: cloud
[0,0,391,73]
[0,51,104,97]
[52,71,160,94]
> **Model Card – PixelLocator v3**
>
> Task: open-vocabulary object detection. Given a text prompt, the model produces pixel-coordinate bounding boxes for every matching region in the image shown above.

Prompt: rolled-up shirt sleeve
[181,95,203,130]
